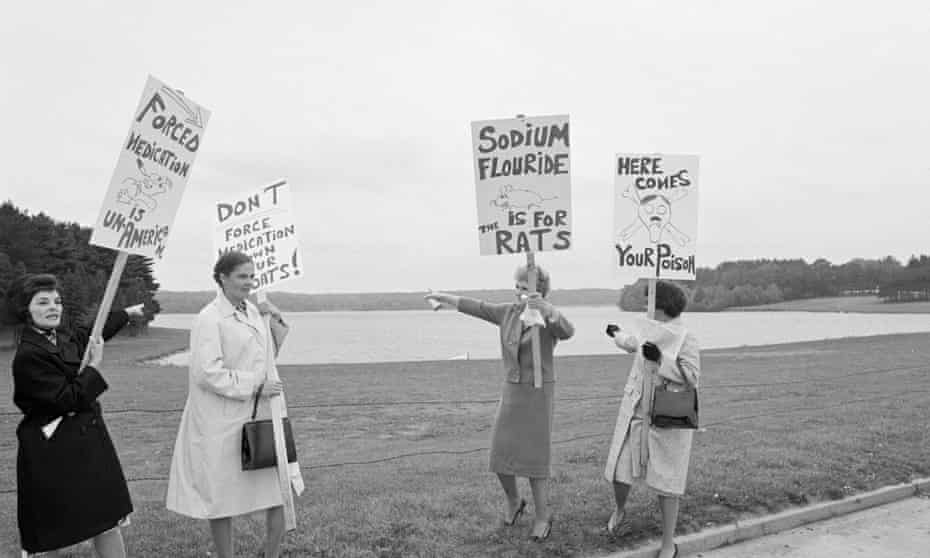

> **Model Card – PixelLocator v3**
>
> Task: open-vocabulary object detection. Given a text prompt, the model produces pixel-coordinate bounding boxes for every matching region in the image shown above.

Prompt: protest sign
[213,180,304,291]
[76,77,209,428]
[90,75,211,259]
[468,114,572,387]
[613,153,699,280]
[471,114,572,256]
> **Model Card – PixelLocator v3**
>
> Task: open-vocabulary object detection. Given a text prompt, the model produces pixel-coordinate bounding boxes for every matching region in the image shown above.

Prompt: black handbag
[241,384,297,470]
[650,375,699,430]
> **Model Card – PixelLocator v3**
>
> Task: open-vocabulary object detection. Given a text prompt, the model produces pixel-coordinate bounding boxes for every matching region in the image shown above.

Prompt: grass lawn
[729,295,930,314]
[1,328,929,557]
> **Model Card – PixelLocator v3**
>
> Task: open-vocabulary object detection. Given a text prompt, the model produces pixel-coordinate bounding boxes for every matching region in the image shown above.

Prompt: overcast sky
[2,1,928,293]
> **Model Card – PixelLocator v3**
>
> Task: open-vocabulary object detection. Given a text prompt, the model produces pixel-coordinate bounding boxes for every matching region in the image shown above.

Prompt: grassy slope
[1,331,929,556]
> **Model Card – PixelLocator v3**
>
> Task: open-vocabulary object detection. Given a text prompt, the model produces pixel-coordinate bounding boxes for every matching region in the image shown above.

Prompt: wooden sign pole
[647,278,657,319]
[79,251,129,371]
[257,291,297,531]
[512,114,545,390]
[527,251,543,389]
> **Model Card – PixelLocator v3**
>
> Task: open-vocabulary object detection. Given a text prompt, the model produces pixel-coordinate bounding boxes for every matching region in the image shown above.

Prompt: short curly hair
[5,273,59,325]
[514,264,551,297]
[213,251,253,286]
[646,280,688,318]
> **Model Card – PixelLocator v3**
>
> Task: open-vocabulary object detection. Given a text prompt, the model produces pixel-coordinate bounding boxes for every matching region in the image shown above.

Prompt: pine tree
[0,201,161,333]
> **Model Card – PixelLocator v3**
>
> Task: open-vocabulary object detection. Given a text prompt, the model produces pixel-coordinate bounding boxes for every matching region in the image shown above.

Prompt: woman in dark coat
[7,273,143,557]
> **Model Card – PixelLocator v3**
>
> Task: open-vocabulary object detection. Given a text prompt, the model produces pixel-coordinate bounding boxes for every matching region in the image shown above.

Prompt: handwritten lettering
[476,152,569,181]
[125,132,191,178]
[135,92,201,152]
[100,210,170,259]
[495,229,571,253]
[617,157,663,175]
[217,224,296,255]
[614,242,695,275]
[478,222,499,234]
[477,122,570,153]
[218,195,260,223]
[254,251,301,288]
[216,181,287,222]
[635,170,691,190]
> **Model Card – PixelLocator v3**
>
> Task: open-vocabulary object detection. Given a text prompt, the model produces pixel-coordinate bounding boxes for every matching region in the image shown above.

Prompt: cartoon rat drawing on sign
[490,185,558,212]
[117,158,172,211]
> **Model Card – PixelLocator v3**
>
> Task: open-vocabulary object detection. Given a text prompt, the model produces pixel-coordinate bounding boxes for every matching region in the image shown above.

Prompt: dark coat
[12,311,133,553]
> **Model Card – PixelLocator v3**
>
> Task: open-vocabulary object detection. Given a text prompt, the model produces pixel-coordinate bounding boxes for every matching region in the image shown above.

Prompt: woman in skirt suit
[426,264,574,541]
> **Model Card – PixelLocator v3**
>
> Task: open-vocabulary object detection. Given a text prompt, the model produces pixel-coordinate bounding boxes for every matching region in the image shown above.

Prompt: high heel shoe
[530,518,552,542]
[504,498,527,526]
[606,509,626,534]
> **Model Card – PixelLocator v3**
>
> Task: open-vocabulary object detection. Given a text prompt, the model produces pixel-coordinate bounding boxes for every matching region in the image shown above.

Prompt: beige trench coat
[166,293,297,519]
[603,318,700,496]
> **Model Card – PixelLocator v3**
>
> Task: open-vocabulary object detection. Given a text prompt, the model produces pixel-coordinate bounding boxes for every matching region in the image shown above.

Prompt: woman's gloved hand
[641,341,662,363]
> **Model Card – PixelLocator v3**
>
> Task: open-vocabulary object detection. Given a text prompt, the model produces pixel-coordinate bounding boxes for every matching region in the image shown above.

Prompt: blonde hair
[514,264,551,297]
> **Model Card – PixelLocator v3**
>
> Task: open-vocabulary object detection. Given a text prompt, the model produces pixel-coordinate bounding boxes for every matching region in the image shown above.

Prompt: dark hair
[5,273,60,325]
[645,280,688,318]
[213,251,253,286]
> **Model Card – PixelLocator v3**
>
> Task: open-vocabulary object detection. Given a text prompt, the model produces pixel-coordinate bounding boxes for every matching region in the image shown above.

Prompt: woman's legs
[26,526,126,558]
[612,481,632,512]
[528,477,551,536]
[208,517,234,558]
[92,527,127,558]
[496,473,523,519]
[606,481,633,533]
[263,506,285,558]
[657,494,680,558]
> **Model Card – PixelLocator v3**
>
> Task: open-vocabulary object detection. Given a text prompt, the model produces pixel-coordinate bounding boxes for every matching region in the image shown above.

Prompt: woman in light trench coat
[603,280,700,558]
[166,251,297,558]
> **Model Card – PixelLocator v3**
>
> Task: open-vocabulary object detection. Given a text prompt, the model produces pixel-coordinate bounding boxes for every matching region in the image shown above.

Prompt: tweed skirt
[488,381,554,479]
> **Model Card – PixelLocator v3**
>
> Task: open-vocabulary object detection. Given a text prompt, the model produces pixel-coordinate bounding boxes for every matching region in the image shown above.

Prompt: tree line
[619,256,930,311]
[0,201,158,338]
[2,199,927,330]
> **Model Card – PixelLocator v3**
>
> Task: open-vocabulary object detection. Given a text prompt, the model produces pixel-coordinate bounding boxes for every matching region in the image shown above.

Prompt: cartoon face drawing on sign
[617,183,690,246]
[490,185,558,212]
[118,158,172,211]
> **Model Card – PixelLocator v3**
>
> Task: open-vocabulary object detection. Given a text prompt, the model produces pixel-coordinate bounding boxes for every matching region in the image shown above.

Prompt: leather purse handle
[651,349,694,390]
[251,383,264,420]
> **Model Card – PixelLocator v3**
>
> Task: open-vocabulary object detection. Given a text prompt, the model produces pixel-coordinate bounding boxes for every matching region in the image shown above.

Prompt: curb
[598,477,930,558]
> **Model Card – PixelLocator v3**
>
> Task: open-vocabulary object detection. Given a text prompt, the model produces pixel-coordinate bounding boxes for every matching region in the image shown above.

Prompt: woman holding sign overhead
[6,273,144,557]
[425,265,574,541]
[603,280,700,558]
[166,251,292,558]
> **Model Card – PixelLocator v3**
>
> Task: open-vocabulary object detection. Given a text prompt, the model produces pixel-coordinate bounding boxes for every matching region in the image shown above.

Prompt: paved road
[695,496,930,558]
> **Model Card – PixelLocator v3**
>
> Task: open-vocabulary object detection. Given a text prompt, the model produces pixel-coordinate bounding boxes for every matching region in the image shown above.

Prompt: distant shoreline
[150,292,930,316]
[728,295,930,314]
[154,288,621,314]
